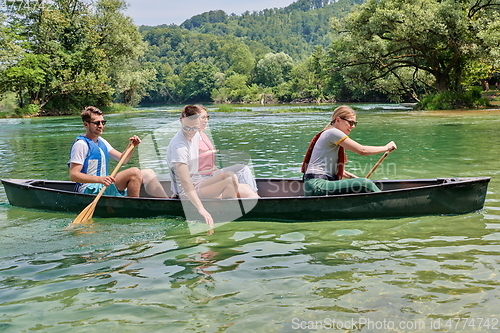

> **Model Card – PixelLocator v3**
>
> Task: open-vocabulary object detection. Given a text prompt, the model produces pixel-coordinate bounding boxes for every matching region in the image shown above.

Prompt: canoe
[1,177,491,221]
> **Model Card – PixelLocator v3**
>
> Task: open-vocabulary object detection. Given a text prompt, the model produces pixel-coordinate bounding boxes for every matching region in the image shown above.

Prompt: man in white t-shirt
[69,106,168,198]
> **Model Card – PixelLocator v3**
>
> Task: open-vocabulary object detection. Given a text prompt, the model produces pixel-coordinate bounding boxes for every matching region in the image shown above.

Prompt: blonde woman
[302,105,397,196]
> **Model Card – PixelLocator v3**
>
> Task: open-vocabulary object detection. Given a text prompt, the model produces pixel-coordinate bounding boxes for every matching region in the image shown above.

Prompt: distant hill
[140,0,365,61]
[137,0,368,105]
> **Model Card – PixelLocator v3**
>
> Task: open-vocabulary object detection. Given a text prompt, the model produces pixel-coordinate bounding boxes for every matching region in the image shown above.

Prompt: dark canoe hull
[1,177,491,221]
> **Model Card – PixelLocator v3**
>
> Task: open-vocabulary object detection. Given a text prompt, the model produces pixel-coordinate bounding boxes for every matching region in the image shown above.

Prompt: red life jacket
[301,130,346,180]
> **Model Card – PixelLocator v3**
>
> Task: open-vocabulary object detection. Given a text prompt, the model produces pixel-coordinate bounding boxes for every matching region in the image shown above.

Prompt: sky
[124,0,295,26]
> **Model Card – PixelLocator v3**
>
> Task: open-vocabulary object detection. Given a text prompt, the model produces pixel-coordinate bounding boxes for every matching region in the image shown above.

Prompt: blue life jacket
[71,135,110,191]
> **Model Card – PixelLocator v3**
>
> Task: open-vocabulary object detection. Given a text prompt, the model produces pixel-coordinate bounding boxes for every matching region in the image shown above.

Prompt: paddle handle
[110,143,136,178]
[365,150,391,179]
[93,144,136,200]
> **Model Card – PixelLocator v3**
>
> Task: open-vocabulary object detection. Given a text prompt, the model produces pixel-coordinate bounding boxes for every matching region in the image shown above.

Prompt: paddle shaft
[365,150,391,179]
[71,144,136,224]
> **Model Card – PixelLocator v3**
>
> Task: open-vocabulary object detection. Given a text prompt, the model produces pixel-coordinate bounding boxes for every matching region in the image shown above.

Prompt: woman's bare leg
[141,169,169,198]
[198,171,237,199]
[237,184,260,198]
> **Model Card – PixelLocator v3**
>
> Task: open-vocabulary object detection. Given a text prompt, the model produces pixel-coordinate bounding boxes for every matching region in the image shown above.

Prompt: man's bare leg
[115,167,142,197]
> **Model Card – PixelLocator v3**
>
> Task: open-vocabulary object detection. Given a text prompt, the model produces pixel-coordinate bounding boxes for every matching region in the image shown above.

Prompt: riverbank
[0,103,137,119]
[483,89,500,106]
[2,90,500,118]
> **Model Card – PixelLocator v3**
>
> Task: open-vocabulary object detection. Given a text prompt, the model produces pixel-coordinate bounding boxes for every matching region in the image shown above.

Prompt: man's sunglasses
[87,120,107,126]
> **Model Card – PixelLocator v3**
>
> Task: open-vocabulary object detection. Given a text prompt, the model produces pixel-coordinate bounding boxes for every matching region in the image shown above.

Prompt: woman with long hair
[167,105,257,226]
[302,105,397,196]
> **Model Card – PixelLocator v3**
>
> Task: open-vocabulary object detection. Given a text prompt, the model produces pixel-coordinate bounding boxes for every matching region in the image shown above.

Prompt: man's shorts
[83,183,127,197]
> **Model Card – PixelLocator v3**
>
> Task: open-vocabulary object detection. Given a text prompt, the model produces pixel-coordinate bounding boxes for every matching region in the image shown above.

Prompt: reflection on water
[2,216,499,331]
[1,105,500,332]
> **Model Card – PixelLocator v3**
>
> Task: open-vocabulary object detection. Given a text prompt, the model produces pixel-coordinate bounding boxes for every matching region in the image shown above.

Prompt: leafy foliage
[179,0,365,60]
[0,0,149,115]
[139,0,367,105]
[417,87,489,110]
[2,0,500,113]
[329,0,500,102]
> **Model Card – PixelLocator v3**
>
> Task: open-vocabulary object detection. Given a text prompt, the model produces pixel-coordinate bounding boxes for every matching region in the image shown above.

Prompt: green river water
[1,104,499,332]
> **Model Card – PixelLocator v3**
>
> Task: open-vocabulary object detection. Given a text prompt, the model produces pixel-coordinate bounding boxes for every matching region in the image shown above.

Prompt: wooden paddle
[365,150,392,179]
[71,143,136,224]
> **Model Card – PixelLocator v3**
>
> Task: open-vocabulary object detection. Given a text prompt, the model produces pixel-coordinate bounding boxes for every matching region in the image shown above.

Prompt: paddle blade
[72,200,97,224]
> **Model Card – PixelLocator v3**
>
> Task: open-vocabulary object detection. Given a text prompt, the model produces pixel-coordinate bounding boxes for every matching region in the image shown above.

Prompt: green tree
[1,0,110,111]
[217,43,255,76]
[180,0,362,61]
[0,12,23,71]
[0,54,48,108]
[95,0,151,105]
[288,46,338,102]
[254,52,294,87]
[137,0,372,105]
[176,62,219,102]
[140,26,264,104]
[1,12,30,108]
[212,73,251,103]
[141,62,180,105]
[0,0,148,113]
[329,0,500,102]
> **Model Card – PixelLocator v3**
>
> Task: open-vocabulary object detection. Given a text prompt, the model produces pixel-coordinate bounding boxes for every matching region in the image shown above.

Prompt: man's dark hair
[81,106,103,122]
[181,105,205,119]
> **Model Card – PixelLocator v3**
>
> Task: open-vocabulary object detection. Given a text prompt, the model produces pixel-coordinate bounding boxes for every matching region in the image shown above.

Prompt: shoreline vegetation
[0,95,500,119]
[2,0,500,117]
[1,91,499,119]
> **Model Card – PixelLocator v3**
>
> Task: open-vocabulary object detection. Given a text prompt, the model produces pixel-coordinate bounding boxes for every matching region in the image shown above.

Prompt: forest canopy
[1,0,499,116]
